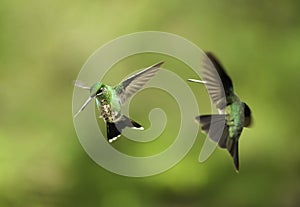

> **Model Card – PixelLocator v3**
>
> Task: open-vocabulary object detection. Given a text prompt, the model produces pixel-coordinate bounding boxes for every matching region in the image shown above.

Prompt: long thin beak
[74,80,90,90]
[74,96,94,118]
[187,79,206,84]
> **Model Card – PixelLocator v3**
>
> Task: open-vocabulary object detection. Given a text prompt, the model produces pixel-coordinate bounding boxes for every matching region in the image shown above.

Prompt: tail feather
[196,114,240,172]
[107,122,121,143]
[106,115,143,143]
[227,139,239,172]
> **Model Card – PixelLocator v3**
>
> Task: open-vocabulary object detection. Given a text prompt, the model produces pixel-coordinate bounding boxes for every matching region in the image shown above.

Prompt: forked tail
[106,115,144,143]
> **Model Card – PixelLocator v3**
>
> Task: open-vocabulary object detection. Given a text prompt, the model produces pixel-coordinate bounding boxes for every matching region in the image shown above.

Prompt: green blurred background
[1,0,300,206]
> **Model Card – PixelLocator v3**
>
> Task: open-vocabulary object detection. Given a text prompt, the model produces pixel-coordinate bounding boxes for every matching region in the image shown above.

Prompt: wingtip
[153,61,164,68]
[202,51,219,66]
[204,51,217,60]
[194,116,201,123]
[74,80,90,90]
[204,51,213,56]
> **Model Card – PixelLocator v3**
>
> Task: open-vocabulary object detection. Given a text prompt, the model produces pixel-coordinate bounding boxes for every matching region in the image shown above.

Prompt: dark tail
[196,114,240,172]
[227,138,239,172]
[107,115,143,143]
[196,114,228,148]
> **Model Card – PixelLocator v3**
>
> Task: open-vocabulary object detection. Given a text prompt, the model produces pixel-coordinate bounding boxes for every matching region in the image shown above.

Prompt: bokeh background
[1,0,300,206]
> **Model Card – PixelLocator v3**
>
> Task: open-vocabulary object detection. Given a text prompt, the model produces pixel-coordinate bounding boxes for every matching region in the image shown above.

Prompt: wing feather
[201,52,234,110]
[115,62,164,104]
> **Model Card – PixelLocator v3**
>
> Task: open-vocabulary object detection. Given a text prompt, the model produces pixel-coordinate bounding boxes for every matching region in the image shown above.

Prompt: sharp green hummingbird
[74,61,164,143]
[188,52,252,172]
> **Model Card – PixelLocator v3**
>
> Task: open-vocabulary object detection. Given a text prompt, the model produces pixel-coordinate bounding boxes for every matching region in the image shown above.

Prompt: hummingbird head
[90,82,105,98]
[74,82,105,118]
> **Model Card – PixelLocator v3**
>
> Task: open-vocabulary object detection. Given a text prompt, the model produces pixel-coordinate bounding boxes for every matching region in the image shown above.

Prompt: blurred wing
[202,52,234,110]
[74,80,90,90]
[115,61,164,104]
[196,114,228,148]
[73,96,93,118]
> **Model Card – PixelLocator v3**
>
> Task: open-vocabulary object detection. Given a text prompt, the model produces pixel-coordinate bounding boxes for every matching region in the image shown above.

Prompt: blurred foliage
[1,0,300,206]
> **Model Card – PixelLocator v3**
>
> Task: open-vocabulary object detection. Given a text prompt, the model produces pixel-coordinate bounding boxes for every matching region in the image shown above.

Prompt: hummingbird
[74,61,164,143]
[188,52,252,172]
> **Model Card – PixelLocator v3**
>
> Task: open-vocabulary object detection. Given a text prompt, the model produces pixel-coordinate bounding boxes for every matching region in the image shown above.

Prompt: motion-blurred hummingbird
[74,61,164,143]
[188,52,252,172]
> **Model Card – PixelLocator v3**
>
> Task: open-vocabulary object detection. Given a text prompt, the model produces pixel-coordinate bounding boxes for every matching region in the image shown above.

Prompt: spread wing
[114,62,164,104]
[201,52,234,110]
